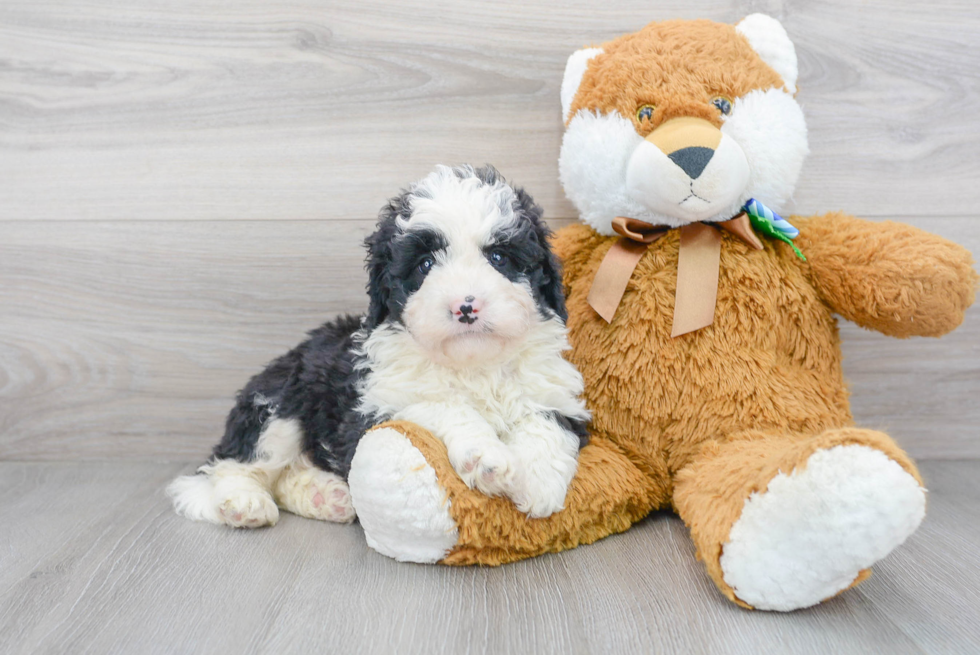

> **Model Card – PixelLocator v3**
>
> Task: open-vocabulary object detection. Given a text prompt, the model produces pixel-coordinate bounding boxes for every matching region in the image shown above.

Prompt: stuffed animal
[347,14,978,611]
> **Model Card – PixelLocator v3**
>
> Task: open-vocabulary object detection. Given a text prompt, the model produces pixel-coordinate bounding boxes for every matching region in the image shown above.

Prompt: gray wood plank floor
[2,460,977,655]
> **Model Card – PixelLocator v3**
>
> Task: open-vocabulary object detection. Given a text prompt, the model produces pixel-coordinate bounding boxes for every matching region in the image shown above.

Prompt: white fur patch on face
[403,269,535,367]
[559,87,808,234]
[721,87,808,214]
[403,166,519,247]
[395,167,539,367]
[559,110,649,235]
[720,444,926,611]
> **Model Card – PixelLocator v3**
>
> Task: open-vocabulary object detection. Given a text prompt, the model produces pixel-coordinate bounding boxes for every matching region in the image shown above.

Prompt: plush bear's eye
[711,96,733,115]
[636,104,655,122]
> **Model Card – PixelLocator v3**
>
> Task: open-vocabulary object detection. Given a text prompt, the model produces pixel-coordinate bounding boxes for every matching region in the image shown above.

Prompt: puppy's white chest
[355,321,586,436]
[365,357,526,431]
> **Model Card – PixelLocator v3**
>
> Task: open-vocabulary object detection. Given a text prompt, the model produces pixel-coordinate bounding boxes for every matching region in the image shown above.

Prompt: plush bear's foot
[348,427,459,562]
[720,444,925,611]
[674,428,926,611]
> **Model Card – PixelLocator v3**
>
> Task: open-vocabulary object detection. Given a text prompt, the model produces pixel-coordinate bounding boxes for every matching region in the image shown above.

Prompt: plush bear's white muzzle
[625,118,750,224]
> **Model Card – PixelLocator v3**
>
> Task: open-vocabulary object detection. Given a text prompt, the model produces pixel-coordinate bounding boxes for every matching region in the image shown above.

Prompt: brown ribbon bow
[586,213,764,337]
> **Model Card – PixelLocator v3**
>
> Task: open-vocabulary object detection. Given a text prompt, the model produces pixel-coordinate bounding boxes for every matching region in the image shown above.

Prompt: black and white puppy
[168,165,589,528]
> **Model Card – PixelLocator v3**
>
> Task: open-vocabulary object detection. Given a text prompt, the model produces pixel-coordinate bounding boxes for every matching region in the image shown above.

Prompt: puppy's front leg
[505,413,581,518]
[393,403,522,499]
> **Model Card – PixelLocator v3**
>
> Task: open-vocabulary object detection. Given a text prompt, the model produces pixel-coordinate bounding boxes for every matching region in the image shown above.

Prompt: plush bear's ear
[736,14,798,94]
[561,47,603,123]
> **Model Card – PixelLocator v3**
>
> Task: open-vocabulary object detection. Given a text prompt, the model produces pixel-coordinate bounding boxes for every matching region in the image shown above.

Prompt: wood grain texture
[0,0,978,461]
[0,0,979,221]
[1,460,976,654]
[1,216,977,461]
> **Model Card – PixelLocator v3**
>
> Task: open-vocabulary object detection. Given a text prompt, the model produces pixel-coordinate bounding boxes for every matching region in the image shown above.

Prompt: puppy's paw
[452,441,522,498]
[510,463,573,519]
[217,489,279,528]
[305,479,356,524]
[276,467,356,523]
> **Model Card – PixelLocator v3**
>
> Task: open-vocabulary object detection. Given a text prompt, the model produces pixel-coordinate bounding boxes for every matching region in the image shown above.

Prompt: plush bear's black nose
[668,146,715,179]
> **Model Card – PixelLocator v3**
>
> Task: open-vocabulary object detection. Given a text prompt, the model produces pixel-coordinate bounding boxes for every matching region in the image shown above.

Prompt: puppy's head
[364,165,565,367]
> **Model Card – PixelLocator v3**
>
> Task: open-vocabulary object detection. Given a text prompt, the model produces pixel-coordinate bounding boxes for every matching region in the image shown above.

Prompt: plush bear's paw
[275,466,356,524]
[720,444,926,611]
[216,488,279,529]
[348,427,458,563]
[450,440,523,499]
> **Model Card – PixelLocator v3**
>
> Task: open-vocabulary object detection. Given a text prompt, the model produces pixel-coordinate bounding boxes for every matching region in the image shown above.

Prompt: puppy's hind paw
[307,482,356,524]
[217,490,279,528]
[275,466,356,523]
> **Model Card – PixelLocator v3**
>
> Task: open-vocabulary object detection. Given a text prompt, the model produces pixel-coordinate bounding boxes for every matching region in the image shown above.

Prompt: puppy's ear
[513,186,568,322]
[363,194,407,329]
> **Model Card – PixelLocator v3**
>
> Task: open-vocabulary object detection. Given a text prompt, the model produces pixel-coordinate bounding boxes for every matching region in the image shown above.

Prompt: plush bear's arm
[349,421,660,566]
[794,212,978,338]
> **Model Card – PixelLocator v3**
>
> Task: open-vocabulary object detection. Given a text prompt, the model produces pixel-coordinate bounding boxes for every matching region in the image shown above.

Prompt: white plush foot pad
[348,428,459,563]
[720,444,926,611]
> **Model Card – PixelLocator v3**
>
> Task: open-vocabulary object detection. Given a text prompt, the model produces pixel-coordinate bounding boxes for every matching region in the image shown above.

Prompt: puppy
[167,165,590,528]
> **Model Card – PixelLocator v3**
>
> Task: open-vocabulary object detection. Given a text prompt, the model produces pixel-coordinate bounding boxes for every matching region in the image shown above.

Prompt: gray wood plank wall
[1,0,978,460]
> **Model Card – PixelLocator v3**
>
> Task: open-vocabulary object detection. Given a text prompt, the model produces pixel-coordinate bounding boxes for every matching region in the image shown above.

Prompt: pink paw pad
[312,491,326,508]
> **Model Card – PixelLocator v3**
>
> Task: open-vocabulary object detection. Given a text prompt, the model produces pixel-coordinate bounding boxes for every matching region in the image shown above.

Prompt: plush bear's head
[559,15,808,234]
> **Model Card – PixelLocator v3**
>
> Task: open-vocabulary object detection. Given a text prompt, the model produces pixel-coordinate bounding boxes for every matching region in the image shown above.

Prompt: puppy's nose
[453,296,482,324]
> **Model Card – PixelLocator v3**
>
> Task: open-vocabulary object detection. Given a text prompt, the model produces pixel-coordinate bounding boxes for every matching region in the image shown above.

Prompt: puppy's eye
[711,96,733,115]
[488,250,508,268]
[418,256,435,275]
[636,104,655,122]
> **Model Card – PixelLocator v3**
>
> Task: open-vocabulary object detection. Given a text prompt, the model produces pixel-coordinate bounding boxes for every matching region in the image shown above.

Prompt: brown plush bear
[347,15,978,611]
